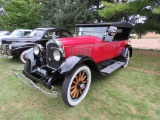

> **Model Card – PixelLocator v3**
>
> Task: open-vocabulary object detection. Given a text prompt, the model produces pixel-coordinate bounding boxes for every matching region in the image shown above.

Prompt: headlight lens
[33,45,40,55]
[53,49,61,61]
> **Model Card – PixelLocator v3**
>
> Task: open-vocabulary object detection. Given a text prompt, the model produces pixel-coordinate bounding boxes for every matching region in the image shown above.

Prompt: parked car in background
[0,31,10,36]
[1,28,73,63]
[0,29,32,49]
[23,22,133,106]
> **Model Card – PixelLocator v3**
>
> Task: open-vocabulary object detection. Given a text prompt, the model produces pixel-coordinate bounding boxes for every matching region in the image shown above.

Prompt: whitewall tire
[62,65,91,107]
[123,50,130,67]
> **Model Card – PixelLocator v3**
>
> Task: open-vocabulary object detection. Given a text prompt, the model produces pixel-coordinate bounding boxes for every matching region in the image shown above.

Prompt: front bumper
[13,69,58,97]
[1,44,12,56]
[23,65,60,89]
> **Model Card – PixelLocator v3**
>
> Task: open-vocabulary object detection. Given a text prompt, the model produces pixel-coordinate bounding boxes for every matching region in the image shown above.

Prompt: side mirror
[105,26,117,42]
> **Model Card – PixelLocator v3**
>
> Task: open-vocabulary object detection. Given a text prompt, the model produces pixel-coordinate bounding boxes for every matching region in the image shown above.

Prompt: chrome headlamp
[53,49,61,61]
[33,44,43,56]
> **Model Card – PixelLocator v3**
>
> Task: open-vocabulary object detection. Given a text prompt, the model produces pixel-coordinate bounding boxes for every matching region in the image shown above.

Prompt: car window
[59,31,72,38]
[29,29,44,37]
[10,30,23,36]
[113,28,132,41]
[24,31,31,36]
[44,30,55,39]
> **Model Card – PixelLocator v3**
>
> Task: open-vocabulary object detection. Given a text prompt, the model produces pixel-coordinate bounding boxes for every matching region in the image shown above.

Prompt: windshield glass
[29,29,44,37]
[76,27,107,39]
[10,30,22,36]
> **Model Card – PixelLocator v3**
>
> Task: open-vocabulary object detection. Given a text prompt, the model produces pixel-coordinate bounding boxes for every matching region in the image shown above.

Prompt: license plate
[37,67,47,76]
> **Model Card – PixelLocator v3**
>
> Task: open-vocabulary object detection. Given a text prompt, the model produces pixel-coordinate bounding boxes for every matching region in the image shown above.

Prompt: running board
[100,61,125,74]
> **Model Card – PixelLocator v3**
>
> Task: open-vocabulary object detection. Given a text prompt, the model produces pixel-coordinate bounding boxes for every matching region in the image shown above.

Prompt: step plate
[100,61,125,74]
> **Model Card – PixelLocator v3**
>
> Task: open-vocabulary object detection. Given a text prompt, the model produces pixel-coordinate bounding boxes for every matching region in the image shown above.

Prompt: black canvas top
[75,22,132,28]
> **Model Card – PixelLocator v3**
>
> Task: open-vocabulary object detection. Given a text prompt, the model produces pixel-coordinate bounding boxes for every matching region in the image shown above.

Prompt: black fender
[58,56,101,75]
[121,44,132,58]
[24,48,36,72]
[126,44,132,57]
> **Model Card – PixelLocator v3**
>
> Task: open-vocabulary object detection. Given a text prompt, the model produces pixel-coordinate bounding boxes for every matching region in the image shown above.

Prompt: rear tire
[123,49,130,67]
[62,65,91,107]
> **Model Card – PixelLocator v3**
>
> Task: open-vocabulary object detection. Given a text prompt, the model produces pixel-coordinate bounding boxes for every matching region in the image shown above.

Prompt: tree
[99,0,160,37]
[40,0,96,32]
[0,0,42,31]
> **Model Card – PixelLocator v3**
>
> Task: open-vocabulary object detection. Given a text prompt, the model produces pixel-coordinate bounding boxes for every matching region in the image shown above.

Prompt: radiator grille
[46,43,62,69]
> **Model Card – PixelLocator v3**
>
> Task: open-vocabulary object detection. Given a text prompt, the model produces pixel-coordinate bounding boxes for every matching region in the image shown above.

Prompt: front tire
[62,65,91,107]
[19,50,27,64]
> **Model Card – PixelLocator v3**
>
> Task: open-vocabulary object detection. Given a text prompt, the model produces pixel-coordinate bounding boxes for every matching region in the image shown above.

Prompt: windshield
[75,27,107,39]
[10,30,22,36]
[29,29,44,37]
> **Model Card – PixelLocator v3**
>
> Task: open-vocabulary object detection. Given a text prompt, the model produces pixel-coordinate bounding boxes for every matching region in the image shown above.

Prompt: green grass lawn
[0,49,160,120]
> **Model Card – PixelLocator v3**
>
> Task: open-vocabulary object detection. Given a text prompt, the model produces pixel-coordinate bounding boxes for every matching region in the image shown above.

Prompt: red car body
[23,22,132,107]
[59,36,128,62]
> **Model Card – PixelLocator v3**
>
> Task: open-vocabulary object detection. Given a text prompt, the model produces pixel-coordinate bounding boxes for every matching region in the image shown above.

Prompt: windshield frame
[75,26,108,39]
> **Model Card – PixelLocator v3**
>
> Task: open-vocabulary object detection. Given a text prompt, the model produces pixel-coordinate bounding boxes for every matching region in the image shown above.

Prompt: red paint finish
[59,36,128,63]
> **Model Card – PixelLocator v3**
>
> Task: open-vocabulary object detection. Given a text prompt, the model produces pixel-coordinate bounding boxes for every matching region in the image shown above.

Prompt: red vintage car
[23,22,132,106]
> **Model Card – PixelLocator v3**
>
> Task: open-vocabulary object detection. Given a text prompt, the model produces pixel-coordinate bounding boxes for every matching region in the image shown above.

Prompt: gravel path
[129,39,160,50]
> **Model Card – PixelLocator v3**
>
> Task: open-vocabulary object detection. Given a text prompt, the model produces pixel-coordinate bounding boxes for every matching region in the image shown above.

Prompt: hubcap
[70,71,87,99]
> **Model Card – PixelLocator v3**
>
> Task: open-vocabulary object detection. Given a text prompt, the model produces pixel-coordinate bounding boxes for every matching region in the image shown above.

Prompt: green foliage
[99,0,160,36]
[41,0,96,32]
[153,6,160,14]
[0,0,42,31]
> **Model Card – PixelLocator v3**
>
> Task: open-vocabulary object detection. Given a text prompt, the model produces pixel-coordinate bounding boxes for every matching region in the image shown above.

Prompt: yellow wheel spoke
[82,81,86,84]
[80,89,82,94]
[73,90,77,98]
[73,81,76,84]
[76,89,79,98]
[76,76,79,82]
[81,76,86,81]
[71,88,76,95]
[71,85,76,89]
[81,72,84,80]
[77,72,81,82]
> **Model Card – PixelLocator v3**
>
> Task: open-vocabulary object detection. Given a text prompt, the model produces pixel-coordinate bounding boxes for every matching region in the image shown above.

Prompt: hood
[1,36,40,44]
[58,36,100,46]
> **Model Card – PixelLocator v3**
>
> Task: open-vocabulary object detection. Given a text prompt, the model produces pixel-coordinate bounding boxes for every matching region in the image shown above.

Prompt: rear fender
[58,56,100,75]
[121,45,132,57]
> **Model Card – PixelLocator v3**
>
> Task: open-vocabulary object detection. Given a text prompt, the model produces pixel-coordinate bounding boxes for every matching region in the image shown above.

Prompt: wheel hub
[80,84,85,90]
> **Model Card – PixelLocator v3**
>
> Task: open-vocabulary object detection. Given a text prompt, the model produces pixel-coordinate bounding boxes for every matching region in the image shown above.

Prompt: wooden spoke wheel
[123,49,130,67]
[62,65,91,107]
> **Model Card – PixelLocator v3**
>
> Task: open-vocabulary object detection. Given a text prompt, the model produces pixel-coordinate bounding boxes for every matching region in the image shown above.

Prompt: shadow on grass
[91,68,123,83]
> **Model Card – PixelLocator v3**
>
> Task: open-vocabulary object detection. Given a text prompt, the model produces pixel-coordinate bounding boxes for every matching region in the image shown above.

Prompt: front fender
[25,48,36,72]
[58,56,100,75]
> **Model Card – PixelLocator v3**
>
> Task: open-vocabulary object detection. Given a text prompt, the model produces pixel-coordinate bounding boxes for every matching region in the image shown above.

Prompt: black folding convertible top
[75,22,133,28]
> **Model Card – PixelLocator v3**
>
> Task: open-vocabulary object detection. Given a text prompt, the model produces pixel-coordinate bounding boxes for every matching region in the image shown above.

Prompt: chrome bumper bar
[12,69,58,98]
